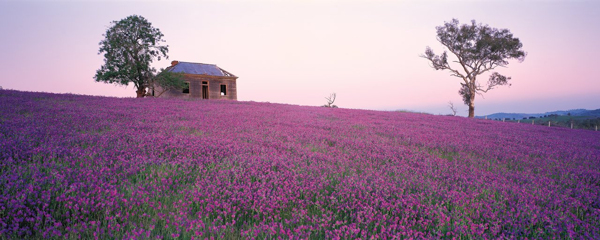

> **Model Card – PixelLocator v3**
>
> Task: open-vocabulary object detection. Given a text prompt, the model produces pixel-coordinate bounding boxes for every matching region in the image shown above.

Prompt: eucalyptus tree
[422,19,526,118]
[95,15,169,98]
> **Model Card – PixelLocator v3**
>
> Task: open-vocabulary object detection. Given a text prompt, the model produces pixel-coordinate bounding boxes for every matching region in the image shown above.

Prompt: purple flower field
[1,89,599,239]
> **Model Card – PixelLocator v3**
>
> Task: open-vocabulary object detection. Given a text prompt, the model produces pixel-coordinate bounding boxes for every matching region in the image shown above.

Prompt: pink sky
[1,0,598,116]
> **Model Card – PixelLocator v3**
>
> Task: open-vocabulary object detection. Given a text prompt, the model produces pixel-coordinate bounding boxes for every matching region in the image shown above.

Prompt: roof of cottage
[167,61,236,78]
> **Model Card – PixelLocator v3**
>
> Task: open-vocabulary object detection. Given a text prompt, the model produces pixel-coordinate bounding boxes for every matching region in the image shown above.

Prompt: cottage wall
[155,74,237,100]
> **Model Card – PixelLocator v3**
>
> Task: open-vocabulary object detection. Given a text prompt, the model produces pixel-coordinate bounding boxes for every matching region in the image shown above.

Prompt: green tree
[95,15,169,98]
[147,69,185,97]
[422,19,526,118]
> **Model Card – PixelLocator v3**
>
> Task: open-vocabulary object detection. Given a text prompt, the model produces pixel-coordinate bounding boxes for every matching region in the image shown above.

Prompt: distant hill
[476,108,600,120]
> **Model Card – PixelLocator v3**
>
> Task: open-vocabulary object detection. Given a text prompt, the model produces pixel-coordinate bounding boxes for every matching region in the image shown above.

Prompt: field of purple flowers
[1,89,599,239]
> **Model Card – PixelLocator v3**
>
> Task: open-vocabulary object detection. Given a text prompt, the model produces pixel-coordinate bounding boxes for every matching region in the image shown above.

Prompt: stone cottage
[155,61,238,100]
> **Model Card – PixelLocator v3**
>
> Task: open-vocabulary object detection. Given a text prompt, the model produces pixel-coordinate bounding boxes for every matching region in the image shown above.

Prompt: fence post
[548,121,550,127]
[571,122,573,129]
[518,120,520,123]
[596,125,598,131]
[532,119,534,125]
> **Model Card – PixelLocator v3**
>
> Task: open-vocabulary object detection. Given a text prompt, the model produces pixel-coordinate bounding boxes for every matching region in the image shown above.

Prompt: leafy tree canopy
[148,69,186,97]
[422,19,526,118]
[95,15,168,98]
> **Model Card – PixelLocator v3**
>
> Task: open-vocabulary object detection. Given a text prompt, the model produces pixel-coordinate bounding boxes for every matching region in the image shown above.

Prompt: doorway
[202,81,209,99]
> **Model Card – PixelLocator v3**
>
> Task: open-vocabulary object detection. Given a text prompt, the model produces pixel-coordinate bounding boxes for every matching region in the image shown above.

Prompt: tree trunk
[468,88,476,118]
[136,88,146,98]
[468,104,475,118]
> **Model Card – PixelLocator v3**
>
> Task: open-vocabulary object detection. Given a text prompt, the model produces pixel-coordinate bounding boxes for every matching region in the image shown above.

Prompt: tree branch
[421,47,467,80]
[476,72,511,93]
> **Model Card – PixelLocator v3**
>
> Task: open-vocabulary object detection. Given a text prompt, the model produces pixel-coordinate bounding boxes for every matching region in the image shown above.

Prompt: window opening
[220,85,227,96]
[182,82,190,94]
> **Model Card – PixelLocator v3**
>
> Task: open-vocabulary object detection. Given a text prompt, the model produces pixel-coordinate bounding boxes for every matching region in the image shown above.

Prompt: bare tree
[422,19,526,118]
[448,101,457,116]
[322,93,338,108]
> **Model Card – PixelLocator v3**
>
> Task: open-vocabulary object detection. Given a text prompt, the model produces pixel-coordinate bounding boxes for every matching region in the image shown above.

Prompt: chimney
[171,60,179,67]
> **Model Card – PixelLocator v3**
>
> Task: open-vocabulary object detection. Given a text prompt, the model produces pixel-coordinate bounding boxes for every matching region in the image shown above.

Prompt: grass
[506,115,600,130]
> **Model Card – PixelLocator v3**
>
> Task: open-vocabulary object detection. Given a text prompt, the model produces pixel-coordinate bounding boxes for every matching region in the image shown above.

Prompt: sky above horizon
[1,0,598,117]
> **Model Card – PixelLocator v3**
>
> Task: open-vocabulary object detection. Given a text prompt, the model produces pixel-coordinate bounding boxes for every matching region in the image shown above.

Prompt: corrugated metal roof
[168,62,236,77]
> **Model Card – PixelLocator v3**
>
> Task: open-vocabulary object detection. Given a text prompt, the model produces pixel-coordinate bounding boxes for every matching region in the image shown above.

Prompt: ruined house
[155,61,238,100]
